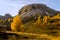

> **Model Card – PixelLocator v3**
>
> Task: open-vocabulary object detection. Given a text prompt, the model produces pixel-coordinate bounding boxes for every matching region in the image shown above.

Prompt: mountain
[0,13,12,20]
[18,4,60,23]
[0,15,3,20]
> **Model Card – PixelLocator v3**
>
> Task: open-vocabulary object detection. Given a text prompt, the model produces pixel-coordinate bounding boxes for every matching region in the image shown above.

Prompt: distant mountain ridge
[0,14,12,20]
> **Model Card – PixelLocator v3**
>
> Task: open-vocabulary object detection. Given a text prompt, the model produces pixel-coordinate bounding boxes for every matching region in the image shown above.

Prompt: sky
[0,0,60,16]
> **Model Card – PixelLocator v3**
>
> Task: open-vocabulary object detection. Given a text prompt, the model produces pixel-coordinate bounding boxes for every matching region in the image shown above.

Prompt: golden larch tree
[35,15,42,26]
[43,16,49,23]
[11,15,23,32]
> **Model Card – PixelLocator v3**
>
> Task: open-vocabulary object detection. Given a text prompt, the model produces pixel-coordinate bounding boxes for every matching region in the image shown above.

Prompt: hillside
[17,4,60,40]
[0,4,60,40]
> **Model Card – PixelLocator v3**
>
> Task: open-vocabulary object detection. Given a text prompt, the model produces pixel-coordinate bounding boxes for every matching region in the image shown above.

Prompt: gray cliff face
[18,4,60,23]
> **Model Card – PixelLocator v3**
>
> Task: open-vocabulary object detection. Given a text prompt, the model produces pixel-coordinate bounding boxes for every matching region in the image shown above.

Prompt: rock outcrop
[18,4,60,23]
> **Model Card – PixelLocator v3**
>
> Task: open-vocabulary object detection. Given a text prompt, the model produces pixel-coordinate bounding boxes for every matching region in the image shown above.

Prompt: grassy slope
[22,20,60,40]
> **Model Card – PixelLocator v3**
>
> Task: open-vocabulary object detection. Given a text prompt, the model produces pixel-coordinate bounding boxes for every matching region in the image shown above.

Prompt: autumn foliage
[35,15,42,26]
[11,15,23,32]
[10,13,60,32]
[35,14,60,27]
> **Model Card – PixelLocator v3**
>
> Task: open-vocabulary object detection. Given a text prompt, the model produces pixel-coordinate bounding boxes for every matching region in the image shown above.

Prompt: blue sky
[0,0,60,16]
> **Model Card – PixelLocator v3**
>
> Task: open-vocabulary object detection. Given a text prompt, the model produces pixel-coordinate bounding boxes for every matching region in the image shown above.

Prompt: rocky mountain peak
[19,4,58,16]
[18,4,60,23]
